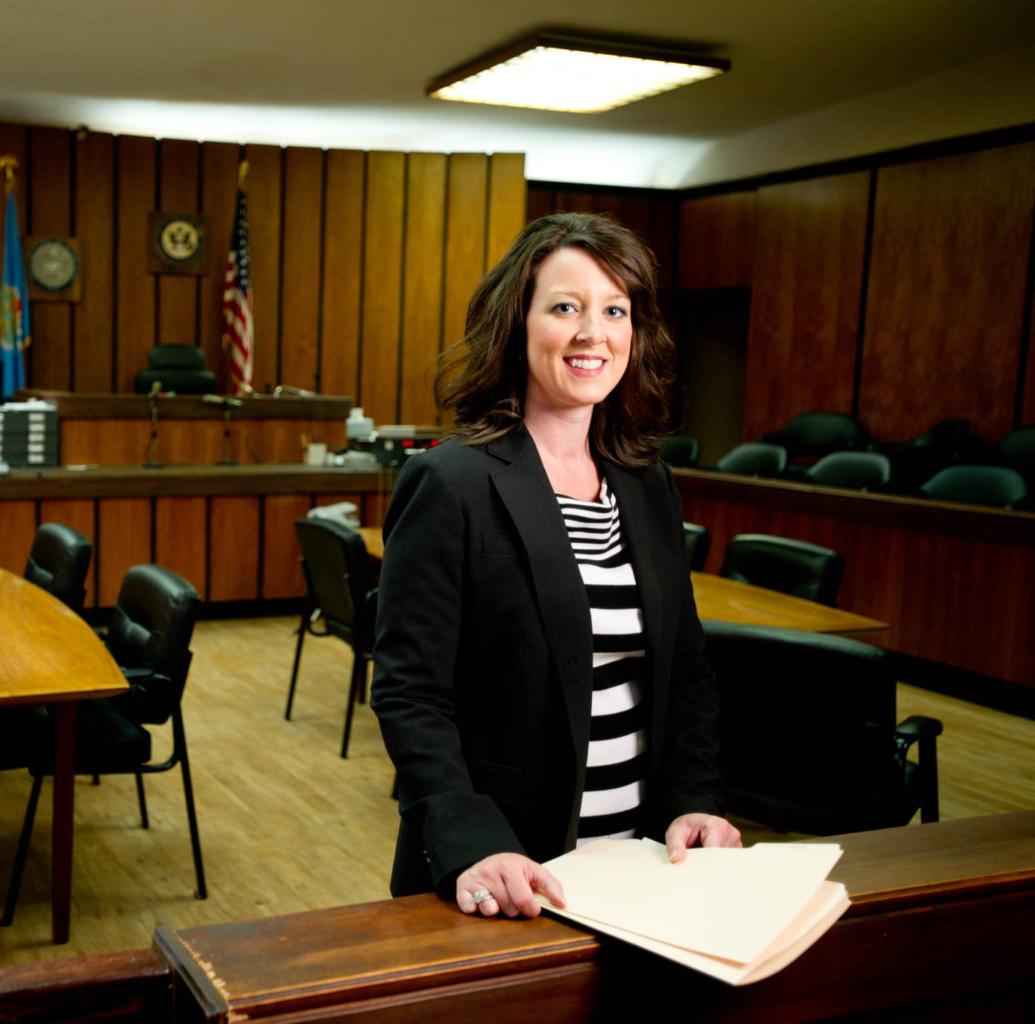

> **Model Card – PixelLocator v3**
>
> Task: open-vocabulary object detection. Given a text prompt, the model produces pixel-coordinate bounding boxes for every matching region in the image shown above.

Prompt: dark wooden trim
[677,121,1035,200]
[527,178,687,200]
[1016,194,1035,428]
[672,469,1035,545]
[1,464,394,500]
[0,949,171,1024]
[17,391,353,420]
[148,813,1034,1024]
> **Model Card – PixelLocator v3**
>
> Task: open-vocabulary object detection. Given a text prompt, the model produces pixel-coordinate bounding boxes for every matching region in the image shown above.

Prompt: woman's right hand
[456,853,566,918]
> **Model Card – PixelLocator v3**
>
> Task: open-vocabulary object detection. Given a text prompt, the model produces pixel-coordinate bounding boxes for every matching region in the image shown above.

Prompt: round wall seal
[28,237,79,292]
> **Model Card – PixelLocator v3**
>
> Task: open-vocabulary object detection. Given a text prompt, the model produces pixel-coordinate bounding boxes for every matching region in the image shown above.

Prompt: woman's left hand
[665,813,742,861]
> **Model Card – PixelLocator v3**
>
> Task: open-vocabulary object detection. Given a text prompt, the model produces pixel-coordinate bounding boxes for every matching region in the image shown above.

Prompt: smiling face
[523,246,633,421]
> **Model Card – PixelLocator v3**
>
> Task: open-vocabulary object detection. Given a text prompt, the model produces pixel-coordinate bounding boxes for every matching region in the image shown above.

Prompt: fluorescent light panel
[428,31,728,114]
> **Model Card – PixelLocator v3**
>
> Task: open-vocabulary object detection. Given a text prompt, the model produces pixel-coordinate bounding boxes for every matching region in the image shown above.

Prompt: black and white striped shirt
[556,479,648,846]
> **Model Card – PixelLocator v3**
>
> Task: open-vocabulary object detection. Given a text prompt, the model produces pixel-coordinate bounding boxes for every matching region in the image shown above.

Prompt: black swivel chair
[682,523,711,571]
[286,518,378,758]
[3,565,206,923]
[720,533,845,607]
[920,465,1028,509]
[715,442,787,477]
[880,417,973,493]
[703,621,943,835]
[760,411,868,459]
[659,435,700,469]
[23,522,93,614]
[133,344,217,395]
[806,451,891,491]
[998,426,1035,488]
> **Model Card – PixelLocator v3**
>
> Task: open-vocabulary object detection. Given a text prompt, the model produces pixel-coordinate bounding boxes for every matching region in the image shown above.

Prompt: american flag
[222,181,253,394]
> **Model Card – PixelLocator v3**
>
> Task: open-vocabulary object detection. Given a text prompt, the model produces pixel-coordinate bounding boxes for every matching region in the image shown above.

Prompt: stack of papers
[537,839,849,985]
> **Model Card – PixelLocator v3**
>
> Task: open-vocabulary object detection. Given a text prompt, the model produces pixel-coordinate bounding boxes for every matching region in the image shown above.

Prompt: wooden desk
[358,529,886,635]
[691,572,887,635]
[150,813,1035,1022]
[0,569,127,943]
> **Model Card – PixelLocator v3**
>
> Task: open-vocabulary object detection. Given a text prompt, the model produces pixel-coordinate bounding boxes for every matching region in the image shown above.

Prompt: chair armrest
[111,669,177,725]
[895,715,943,824]
[121,666,158,682]
[896,715,943,742]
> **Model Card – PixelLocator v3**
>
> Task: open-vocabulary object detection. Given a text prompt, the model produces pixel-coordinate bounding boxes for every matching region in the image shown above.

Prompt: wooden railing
[1,814,1033,1023]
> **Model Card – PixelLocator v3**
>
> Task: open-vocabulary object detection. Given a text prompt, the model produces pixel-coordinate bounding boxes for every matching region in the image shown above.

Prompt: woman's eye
[552,302,577,314]
[606,305,629,319]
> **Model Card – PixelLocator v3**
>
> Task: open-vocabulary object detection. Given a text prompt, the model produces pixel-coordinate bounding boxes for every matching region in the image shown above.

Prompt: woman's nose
[575,313,605,343]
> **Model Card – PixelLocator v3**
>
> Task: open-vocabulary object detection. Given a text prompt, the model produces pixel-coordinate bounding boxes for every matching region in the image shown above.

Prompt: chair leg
[340,653,364,758]
[3,774,44,926]
[285,607,309,720]
[135,772,149,829]
[919,734,940,823]
[173,712,207,900]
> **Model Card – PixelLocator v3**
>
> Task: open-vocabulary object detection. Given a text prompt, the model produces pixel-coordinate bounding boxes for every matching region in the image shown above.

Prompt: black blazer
[371,426,722,897]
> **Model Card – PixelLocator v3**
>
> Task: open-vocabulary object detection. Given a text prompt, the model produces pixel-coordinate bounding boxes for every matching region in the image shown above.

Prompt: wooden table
[691,572,886,635]
[357,529,887,635]
[0,568,127,943]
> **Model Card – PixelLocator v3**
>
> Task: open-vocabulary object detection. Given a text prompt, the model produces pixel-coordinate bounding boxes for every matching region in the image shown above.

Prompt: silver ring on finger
[471,888,493,905]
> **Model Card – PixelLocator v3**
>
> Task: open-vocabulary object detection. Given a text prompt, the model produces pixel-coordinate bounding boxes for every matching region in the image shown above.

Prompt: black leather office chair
[761,411,867,459]
[999,426,1035,486]
[720,533,845,607]
[879,417,974,493]
[286,518,378,758]
[920,465,1028,509]
[3,565,206,923]
[682,522,711,572]
[703,621,942,835]
[806,451,891,491]
[659,435,700,469]
[23,522,92,614]
[715,442,787,477]
[134,344,217,395]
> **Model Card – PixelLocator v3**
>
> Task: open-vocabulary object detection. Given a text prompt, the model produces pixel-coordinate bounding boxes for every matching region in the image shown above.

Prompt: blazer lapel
[486,429,594,785]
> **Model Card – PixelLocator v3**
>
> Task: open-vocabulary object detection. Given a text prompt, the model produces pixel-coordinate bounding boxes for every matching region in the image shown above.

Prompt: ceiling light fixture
[426,29,729,114]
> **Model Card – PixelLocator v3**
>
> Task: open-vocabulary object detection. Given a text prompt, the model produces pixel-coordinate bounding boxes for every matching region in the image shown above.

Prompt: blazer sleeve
[656,466,724,823]
[371,453,525,894]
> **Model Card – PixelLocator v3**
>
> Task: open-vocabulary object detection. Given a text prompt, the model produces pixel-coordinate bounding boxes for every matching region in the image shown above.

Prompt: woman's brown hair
[434,212,675,467]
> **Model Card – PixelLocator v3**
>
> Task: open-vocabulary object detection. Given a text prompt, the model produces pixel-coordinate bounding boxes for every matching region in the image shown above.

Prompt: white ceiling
[2,0,1033,188]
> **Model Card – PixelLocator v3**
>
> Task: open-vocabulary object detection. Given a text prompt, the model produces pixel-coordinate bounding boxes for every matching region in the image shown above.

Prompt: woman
[372,212,740,920]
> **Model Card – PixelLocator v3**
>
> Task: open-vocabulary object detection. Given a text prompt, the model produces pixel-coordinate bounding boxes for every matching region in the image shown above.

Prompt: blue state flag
[2,188,30,399]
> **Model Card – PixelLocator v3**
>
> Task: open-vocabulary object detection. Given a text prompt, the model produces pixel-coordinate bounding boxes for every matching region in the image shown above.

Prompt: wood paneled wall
[0,121,525,426]
[677,191,756,290]
[860,143,1035,441]
[742,172,870,440]
[679,137,1035,444]
[526,184,679,291]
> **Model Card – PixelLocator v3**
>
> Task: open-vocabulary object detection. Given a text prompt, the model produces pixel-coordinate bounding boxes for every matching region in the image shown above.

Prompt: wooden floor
[1,615,1033,966]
